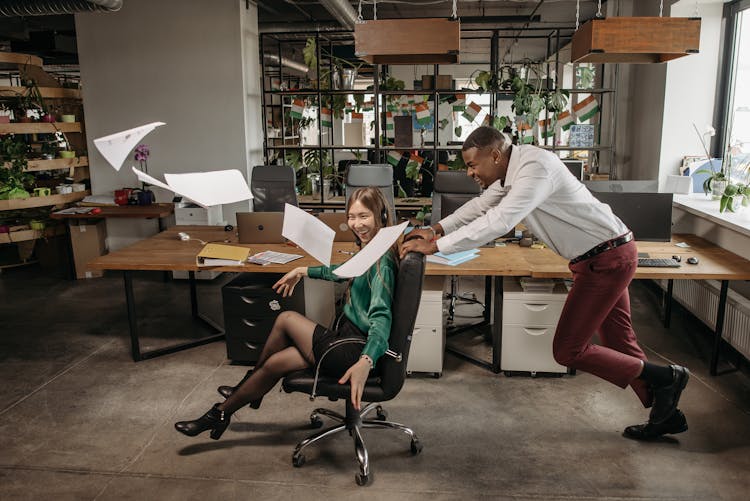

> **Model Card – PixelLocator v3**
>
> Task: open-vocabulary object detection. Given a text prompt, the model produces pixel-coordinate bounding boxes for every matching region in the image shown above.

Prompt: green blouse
[307,252,397,367]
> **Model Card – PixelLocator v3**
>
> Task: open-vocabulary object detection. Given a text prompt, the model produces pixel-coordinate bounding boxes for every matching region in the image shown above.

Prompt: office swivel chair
[431,171,482,323]
[282,251,426,486]
[250,165,298,212]
[345,164,396,222]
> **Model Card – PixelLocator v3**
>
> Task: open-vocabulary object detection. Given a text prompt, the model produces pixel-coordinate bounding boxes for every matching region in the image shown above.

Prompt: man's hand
[400,237,439,259]
[339,357,372,411]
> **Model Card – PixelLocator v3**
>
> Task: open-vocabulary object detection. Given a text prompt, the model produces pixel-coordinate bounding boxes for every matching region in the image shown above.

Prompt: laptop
[236,212,285,244]
[317,212,357,242]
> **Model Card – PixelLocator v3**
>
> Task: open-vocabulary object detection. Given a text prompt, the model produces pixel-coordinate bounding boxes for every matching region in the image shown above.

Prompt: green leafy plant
[720,182,749,213]
[576,65,596,89]
[0,137,34,199]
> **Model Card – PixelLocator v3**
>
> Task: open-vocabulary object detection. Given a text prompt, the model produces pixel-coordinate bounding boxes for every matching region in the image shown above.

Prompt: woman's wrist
[360,354,374,369]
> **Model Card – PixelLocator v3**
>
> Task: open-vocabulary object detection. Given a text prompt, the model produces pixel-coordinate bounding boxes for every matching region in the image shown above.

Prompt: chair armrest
[310,338,402,400]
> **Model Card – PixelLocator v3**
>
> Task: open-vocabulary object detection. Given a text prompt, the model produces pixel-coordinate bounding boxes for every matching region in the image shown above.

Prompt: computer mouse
[687,257,699,265]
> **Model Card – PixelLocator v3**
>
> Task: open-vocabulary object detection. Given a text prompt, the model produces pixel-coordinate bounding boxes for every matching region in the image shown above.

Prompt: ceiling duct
[262,53,309,76]
[319,0,358,30]
[0,0,122,17]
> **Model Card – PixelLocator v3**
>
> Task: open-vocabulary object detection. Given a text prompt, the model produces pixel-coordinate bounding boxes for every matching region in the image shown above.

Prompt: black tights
[218,311,317,415]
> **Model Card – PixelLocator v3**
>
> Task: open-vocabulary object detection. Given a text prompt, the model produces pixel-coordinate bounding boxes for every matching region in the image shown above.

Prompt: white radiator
[658,279,750,360]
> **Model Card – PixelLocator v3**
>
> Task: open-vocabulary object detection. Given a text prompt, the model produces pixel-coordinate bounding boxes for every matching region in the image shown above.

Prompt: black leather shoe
[649,365,690,424]
[623,409,688,440]
[174,403,230,440]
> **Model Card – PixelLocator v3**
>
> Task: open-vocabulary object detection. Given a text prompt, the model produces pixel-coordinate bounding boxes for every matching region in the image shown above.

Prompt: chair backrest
[250,165,298,212]
[345,164,396,222]
[432,170,481,220]
[378,251,426,400]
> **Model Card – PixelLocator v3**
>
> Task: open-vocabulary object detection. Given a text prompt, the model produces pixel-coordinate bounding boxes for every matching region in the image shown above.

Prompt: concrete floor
[1,269,749,500]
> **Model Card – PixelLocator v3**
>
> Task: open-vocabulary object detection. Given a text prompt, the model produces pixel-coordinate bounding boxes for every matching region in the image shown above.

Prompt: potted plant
[303,37,362,91]
[692,124,728,199]
[720,182,749,212]
[0,137,34,199]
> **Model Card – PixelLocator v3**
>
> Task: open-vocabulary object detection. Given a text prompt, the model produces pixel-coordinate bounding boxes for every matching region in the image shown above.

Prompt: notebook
[316,212,357,242]
[236,212,285,244]
[196,243,249,266]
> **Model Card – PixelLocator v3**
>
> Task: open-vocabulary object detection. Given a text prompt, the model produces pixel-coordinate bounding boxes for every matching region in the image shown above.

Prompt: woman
[175,186,399,440]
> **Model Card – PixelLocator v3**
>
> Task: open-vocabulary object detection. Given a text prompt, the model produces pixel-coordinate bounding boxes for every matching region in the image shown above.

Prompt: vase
[711,180,726,201]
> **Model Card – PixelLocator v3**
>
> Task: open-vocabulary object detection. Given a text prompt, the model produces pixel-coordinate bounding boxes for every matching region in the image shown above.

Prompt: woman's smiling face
[347,200,377,244]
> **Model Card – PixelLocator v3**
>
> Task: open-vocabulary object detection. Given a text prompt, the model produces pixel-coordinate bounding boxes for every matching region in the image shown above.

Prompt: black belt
[570,232,633,265]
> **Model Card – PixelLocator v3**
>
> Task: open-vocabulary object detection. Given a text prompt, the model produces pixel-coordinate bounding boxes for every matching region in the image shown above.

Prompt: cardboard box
[435,74,453,89]
[421,75,434,90]
[69,220,107,279]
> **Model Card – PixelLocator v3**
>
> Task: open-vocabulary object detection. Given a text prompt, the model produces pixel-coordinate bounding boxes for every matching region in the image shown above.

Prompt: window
[723,1,750,165]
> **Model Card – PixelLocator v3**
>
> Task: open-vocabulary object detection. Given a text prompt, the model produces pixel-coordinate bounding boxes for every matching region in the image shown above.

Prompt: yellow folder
[196,243,250,266]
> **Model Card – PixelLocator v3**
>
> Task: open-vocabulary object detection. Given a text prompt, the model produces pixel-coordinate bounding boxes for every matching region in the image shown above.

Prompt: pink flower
[134,144,150,162]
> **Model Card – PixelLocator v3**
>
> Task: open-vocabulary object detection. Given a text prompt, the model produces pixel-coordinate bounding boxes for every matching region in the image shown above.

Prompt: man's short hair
[462,126,509,154]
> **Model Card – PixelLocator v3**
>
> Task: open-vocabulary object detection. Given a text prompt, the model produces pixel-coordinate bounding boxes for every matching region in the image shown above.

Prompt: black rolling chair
[431,171,483,323]
[282,251,426,486]
[250,165,298,212]
[345,164,396,222]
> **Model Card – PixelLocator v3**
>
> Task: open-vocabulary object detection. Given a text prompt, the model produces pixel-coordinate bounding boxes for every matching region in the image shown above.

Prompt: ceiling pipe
[319,0,358,30]
[259,22,344,34]
[0,0,122,16]
[262,53,309,75]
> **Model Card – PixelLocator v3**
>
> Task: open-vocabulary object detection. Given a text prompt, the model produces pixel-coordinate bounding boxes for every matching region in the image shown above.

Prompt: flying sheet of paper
[281,203,335,266]
[94,122,166,171]
[333,221,409,278]
[132,167,252,208]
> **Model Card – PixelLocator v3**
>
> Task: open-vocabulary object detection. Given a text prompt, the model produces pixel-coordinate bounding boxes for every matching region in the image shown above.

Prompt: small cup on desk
[70,183,86,192]
[56,185,73,195]
[33,187,51,197]
[114,189,132,205]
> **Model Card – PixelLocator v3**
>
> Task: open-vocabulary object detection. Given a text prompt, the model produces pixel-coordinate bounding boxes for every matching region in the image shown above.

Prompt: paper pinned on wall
[281,203,335,266]
[93,122,166,171]
[333,221,408,278]
[131,167,252,208]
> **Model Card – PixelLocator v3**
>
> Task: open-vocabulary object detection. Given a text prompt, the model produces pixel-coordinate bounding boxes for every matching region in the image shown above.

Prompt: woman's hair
[462,126,511,155]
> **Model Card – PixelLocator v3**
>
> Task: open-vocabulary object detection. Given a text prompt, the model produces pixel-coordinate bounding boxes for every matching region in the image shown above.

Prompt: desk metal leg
[445,276,501,373]
[123,270,224,362]
[663,279,674,328]
[710,280,730,376]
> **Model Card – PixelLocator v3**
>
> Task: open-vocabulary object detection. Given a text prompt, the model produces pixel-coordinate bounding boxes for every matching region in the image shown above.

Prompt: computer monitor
[584,179,659,193]
[562,160,584,181]
[591,192,673,242]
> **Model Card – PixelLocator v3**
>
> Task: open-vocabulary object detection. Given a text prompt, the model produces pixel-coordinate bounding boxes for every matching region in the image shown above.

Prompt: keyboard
[638,258,681,268]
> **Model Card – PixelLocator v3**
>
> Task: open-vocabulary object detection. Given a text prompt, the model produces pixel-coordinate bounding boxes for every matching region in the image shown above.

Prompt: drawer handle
[244,342,259,350]
[523,328,548,336]
[242,319,257,327]
[240,296,257,304]
[523,304,549,312]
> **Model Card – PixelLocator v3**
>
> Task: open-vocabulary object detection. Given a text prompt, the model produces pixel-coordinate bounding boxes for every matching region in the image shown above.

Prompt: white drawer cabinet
[501,277,568,375]
[407,276,446,377]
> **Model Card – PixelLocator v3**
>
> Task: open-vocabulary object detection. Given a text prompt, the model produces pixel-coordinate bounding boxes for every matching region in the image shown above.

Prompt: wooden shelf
[0,225,65,244]
[0,122,82,134]
[0,52,43,68]
[0,190,90,211]
[21,156,89,172]
[0,86,81,99]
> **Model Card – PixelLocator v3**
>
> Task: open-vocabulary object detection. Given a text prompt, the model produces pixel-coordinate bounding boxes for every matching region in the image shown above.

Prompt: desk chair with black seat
[432,170,483,323]
[345,164,396,222]
[282,251,426,486]
[250,165,297,212]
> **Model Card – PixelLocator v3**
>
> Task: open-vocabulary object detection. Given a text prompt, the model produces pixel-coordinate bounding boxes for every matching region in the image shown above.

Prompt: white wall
[659,0,725,190]
[76,0,257,250]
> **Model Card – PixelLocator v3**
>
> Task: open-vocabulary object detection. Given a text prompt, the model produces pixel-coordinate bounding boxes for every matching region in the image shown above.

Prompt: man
[401,126,689,440]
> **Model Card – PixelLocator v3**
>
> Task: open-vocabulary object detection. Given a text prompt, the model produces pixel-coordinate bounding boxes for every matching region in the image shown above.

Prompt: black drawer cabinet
[222,273,305,363]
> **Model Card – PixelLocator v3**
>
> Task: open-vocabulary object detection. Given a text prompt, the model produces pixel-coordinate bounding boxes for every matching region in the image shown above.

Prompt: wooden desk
[90,228,750,375]
[51,203,174,231]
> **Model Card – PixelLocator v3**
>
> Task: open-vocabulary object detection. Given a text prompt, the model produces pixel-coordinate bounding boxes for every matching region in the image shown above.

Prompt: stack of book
[425,249,479,266]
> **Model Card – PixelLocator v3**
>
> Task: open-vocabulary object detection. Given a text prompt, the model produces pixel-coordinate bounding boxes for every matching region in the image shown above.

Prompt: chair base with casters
[282,251,426,486]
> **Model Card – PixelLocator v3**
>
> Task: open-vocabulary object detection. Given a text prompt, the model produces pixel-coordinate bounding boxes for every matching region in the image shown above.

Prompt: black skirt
[312,315,367,378]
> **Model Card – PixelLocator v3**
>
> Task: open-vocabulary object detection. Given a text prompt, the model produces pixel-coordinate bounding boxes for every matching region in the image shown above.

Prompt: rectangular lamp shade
[355,18,460,65]
[571,17,701,64]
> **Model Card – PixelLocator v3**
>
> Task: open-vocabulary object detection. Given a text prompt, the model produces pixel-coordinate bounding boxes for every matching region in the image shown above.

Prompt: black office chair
[431,171,482,323]
[345,164,396,222]
[250,165,298,212]
[282,252,426,486]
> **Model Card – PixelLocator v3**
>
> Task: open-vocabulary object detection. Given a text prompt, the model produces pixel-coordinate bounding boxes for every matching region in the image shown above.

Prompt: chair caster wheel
[310,415,323,428]
[292,454,306,467]
[410,439,423,455]
[355,472,369,486]
[375,405,387,421]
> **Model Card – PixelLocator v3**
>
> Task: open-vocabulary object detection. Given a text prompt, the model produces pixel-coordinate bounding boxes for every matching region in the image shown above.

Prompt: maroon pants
[553,240,652,407]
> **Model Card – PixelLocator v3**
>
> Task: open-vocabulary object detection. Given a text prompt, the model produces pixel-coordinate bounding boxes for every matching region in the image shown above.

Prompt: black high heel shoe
[217,370,262,409]
[174,404,230,440]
